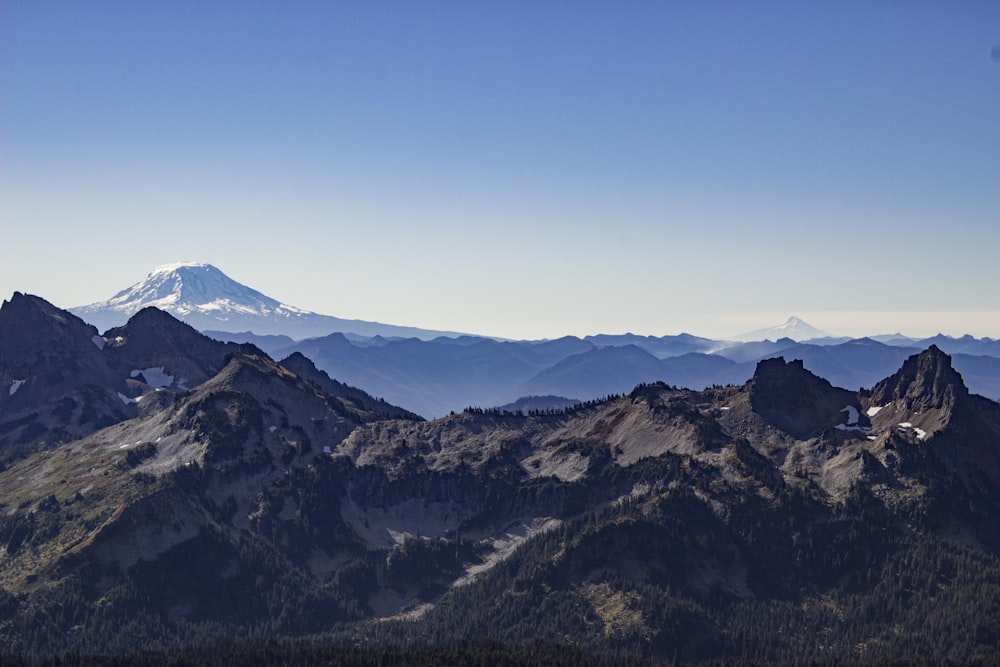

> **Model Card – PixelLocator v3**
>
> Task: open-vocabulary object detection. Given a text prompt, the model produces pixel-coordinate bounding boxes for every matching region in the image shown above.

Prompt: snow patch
[898,422,912,428]
[836,405,867,431]
[914,428,927,440]
[91,335,106,350]
[269,426,277,433]
[117,392,137,405]
[8,380,25,396]
[866,405,884,417]
[130,367,175,389]
[842,405,859,426]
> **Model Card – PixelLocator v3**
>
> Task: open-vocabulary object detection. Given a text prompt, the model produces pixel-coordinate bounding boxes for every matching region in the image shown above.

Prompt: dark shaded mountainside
[2,294,1000,662]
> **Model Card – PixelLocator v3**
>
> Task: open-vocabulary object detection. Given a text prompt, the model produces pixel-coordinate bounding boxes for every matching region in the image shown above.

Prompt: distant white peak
[728,316,829,343]
[81,262,297,320]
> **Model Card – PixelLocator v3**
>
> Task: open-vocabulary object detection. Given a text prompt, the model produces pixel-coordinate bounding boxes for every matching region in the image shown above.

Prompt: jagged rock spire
[869,345,968,412]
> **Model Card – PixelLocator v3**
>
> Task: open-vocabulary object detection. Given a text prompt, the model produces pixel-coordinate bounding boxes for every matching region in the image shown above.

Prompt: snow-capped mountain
[71,262,462,340]
[74,262,306,326]
[728,316,829,342]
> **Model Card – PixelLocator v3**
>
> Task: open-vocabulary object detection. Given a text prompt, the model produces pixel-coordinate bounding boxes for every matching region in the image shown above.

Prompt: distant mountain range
[69,263,1000,418]
[231,332,996,418]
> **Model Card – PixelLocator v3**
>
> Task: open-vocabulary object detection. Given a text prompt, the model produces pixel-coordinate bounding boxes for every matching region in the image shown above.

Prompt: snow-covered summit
[728,316,830,343]
[70,263,463,341]
[73,263,305,326]
[150,261,209,274]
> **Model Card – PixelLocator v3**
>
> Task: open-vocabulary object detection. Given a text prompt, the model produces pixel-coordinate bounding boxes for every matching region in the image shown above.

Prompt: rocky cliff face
[749,357,860,439]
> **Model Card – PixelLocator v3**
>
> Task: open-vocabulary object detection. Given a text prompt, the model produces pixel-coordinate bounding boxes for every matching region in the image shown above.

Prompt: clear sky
[2,1,999,340]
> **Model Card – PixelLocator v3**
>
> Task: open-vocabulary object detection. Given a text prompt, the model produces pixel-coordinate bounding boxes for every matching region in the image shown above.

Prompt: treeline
[0,639,654,667]
[458,378,743,418]
[462,393,626,418]
[3,640,1000,666]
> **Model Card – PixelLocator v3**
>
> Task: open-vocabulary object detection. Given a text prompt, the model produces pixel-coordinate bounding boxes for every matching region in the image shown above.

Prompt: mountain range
[2,292,1000,662]
[67,264,1000,419]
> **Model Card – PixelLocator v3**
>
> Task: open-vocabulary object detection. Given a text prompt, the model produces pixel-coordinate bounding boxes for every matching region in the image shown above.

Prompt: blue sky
[2,1,999,339]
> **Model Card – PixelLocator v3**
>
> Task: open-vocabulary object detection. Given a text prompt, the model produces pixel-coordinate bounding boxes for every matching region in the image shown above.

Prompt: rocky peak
[280,351,323,374]
[103,307,208,357]
[0,293,103,369]
[103,307,246,389]
[869,345,968,413]
[278,351,349,393]
[749,357,857,439]
[110,305,201,336]
[0,293,115,385]
[208,352,297,391]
